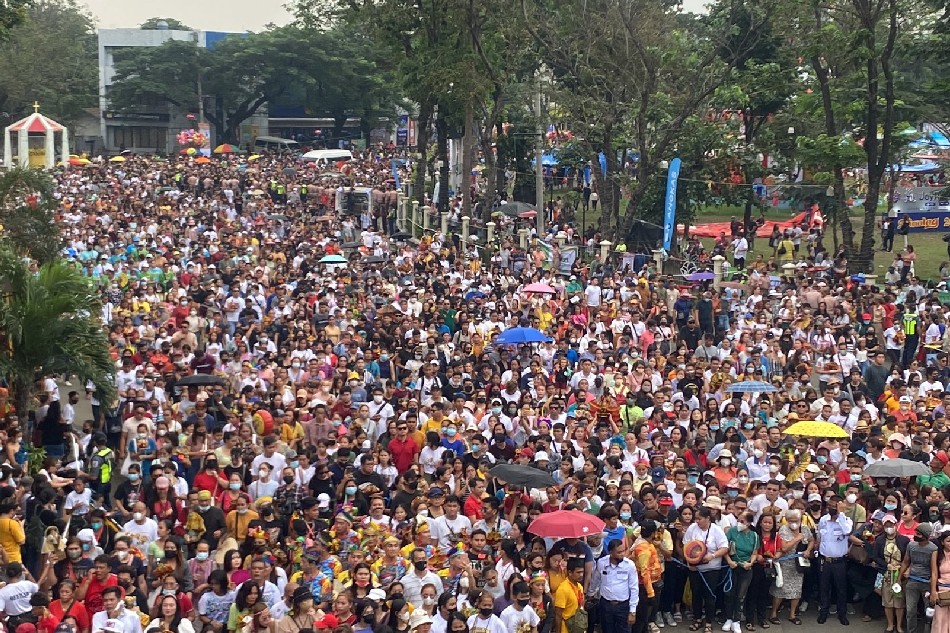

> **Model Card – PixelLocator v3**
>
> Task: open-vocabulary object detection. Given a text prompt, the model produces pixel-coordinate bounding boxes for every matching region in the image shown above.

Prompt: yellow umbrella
[784,420,849,439]
[186,147,197,156]
[109,156,126,162]
[247,154,261,161]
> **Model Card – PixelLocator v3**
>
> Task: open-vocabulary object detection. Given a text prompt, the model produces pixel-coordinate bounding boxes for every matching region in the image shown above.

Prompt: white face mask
[788,522,800,531]
[720,458,732,467]
[768,464,780,474]
[846,493,858,504]
[885,526,896,535]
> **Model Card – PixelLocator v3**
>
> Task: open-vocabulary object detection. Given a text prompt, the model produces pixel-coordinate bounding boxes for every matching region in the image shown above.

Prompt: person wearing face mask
[467,589,506,633]
[768,509,814,626]
[901,522,936,633]
[499,580,541,633]
[712,449,738,488]
[249,464,279,501]
[840,483,867,525]
[194,490,227,550]
[224,497,260,543]
[871,515,909,632]
[724,511,759,633]
[401,549,445,609]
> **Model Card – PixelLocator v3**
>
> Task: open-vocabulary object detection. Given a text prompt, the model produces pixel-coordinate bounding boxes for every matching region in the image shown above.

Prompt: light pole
[535,73,544,237]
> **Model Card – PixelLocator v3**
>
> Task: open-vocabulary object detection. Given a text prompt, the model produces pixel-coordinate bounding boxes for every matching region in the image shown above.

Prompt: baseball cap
[807,493,823,503]
[658,492,674,506]
[651,467,668,483]
[316,493,330,509]
[197,490,212,501]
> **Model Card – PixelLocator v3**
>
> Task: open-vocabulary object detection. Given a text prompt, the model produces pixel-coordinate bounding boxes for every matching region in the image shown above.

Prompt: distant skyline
[80,0,706,31]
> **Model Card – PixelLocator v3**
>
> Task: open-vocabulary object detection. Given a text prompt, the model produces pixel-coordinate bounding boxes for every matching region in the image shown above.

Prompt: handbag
[937,591,950,607]
[566,608,588,633]
[847,543,869,564]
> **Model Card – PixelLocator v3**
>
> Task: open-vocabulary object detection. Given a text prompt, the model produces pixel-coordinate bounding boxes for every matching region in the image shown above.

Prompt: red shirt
[49,600,90,633]
[193,470,222,494]
[83,572,118,613]
[388,436,419,472]
[464,495,484,521]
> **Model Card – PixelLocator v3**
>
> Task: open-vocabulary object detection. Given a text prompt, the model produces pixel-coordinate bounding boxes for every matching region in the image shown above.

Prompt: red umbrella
[519,210,538,219]
[528,510,605,538]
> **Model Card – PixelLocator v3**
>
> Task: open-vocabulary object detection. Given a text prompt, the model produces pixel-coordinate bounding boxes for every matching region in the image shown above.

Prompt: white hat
[703,496,724,511]
[535,450,550,463]
[317,493,331,509]
[899,395,913,404]
[889,433,909,447]
[807,493,823,503]
[805,464,821,473]
[719,449,733,459]
[409,611,434,630]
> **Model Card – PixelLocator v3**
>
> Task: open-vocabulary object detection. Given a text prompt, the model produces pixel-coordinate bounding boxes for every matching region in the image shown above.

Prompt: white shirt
[92,607,144,633]
[590,556,640,611]
[681,522,729,571]
[748,494,789,523]
[500,605,541,631]
[430,514,473,549]
[817,513,854,558]
[0,579,38,616]
[121,517,159,548]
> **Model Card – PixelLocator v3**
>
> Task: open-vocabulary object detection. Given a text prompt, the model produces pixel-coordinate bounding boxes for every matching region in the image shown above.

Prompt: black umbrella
[488,463,556,488]
[364,255,387,264]
[498,201,536,217]
[176,374,230,388]
[390,231,413,241]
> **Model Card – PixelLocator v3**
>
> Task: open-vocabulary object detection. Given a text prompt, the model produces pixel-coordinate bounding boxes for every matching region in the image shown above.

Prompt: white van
[252,136,300,153]
[302,149,354,162]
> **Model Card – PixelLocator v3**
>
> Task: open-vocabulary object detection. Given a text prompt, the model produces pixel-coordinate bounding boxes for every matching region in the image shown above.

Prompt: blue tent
[890,162,942,173]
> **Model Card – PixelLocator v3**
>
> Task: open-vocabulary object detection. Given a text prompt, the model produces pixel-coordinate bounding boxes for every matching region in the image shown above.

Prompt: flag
[663,158,682,251]
[536,238,553,265]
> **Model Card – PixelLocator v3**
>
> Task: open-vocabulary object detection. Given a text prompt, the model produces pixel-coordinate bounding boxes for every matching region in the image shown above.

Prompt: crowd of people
[3,148,950,633]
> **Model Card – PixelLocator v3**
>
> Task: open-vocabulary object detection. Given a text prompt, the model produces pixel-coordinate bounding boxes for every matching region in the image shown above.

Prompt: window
[107,125,166,149]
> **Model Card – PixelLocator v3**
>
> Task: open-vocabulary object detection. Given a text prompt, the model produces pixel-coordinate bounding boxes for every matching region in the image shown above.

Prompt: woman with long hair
[746,511,781,630]
[197,570,235,633]
[146,595,195,633]
[495,539,522,588]
[227,581,262,633]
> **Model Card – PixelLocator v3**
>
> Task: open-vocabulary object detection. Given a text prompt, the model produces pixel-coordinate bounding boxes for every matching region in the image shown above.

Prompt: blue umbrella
[465,290,486,300]
[495,327,551,345]
[725,381,777,393]
[320,254,347,263]
[687,272,715,282]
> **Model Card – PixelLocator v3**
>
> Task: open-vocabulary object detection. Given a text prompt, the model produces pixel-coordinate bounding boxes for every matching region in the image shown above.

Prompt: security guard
[817,493,853,625]
[590,537,639,632]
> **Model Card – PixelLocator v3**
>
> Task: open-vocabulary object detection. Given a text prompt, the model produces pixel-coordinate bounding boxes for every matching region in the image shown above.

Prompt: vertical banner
[391,159,401,190]
[662,157,682,251]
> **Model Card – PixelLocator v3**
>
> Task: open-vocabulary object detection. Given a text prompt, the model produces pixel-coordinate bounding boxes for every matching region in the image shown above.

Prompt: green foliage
[108,26,401,144]
[0,0,28,38]
[0,167,60,264]
[0,242,116,417]
[0,0,97,125]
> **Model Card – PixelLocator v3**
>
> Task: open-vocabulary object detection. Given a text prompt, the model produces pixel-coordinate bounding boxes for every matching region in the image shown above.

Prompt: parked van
[302,149,354,162]
[252,136,300,153]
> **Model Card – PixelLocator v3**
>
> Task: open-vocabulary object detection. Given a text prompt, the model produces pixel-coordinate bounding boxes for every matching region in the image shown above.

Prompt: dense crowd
[2,148,950,633]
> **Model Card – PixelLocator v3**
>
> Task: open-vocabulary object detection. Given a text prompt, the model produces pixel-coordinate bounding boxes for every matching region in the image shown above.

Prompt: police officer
[590,538,639,633]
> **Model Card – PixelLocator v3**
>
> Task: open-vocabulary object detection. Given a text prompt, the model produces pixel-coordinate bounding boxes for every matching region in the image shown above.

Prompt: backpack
[778,244,787,255]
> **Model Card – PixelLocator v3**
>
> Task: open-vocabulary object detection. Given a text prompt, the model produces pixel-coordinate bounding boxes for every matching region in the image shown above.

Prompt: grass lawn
[689,205,950,281]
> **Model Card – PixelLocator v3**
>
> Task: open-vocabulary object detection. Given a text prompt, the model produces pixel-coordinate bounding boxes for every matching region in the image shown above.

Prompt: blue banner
[391,159,400,190]
[662,158,681,251]
[583,166,591,185]
[895,211,950,233]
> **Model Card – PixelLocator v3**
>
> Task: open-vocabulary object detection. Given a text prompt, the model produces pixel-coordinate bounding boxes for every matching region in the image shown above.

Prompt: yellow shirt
[0,518,24,563]
[281,422,304,445]
[548,568,567,595]
[554,578,583,633]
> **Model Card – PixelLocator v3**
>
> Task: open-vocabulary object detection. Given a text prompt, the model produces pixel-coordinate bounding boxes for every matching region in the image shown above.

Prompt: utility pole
[534,73,544,237]
[193,32,204,125]
[462,102,473,219]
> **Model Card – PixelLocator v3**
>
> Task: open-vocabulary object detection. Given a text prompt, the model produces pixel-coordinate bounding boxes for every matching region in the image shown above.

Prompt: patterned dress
[770,525,812,599]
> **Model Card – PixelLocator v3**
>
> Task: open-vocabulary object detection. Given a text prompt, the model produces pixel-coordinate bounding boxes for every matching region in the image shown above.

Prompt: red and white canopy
[6,111,65,134]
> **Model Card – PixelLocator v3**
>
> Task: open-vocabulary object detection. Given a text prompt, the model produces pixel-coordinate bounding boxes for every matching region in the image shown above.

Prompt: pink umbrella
[523,283,557,294]
[518,210,538,219]
[528,510,605,538]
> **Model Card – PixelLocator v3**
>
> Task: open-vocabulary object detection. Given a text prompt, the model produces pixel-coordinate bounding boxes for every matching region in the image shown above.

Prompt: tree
[140,17,191,30]
[0,0,28,39]
[0,244,115,426]
[0,0,97,126]
[0,167,60,264]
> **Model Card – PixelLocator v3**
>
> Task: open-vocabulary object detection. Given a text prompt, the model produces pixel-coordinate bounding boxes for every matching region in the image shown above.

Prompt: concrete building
[97,26,268,154]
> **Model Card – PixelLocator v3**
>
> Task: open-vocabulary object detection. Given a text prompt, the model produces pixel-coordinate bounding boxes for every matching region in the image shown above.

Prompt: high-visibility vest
[903,313,918,336]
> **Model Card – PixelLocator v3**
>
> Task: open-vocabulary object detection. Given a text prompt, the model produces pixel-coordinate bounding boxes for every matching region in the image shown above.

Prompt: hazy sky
[81,0,294,31]
[81,0,706,31]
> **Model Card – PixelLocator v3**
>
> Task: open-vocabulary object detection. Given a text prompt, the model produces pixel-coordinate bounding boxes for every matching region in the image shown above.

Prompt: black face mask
[164,550,177,560]
[414,560,427,572]
[516,599,530,608]
[810,503,822,512]
[494,434,506,443]
[283,475,294,485]
[390,592,404,601]
[479,608,494,618]
[362,614,375,624]
[406,479,419,490]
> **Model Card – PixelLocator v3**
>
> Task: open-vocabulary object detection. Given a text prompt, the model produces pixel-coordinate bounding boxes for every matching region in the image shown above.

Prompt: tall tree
[0,0,97,126]
[0,0,28,38]
[0,167,60,264]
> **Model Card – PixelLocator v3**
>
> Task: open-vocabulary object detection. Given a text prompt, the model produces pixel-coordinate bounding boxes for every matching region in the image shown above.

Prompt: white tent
[3,103,69,170]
